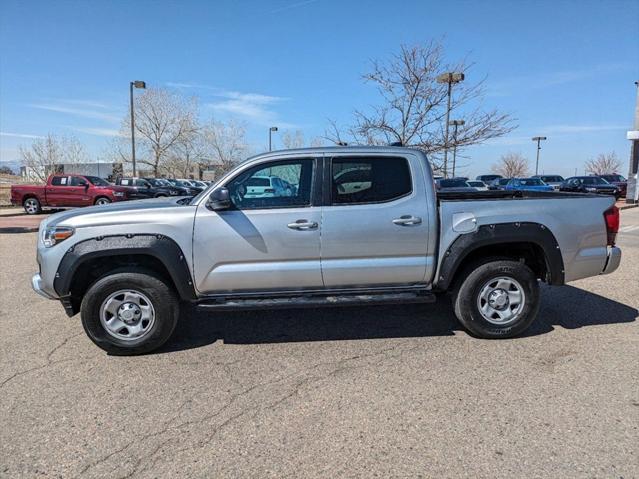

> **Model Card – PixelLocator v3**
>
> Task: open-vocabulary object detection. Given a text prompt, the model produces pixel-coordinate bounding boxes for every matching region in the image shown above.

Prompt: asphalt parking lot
[1,208,638,478]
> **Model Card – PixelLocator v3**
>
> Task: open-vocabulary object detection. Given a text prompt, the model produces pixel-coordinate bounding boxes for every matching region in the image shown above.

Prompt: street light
[449,119,465,177]
[269,126,278,151]
[532,136,547,175]
[130,80,146,176]
[437,72,465,178]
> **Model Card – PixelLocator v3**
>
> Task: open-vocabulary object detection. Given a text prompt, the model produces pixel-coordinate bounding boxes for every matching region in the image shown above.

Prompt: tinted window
[520,179,544,186]
[332,157,411,204]
[85,176,109,186]
[582,177,604,185]
[541,176,563,182]
[227,159,314,209]
[70,176,88,186]
[51,176,68,186]
[439,179,469,188]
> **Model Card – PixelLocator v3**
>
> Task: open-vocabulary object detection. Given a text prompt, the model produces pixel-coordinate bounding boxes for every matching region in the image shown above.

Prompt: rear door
[320,153,431,288]
[193,156,323,294]
[46,175,74,206]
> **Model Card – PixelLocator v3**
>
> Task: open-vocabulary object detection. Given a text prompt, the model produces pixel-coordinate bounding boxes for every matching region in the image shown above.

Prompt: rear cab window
[330,157,412,205]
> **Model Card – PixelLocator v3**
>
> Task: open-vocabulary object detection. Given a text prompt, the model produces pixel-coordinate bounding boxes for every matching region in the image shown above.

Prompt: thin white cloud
[0,131,44,139]
[29,102,120,123]
[269,0,319,14]
[72,127,124,137]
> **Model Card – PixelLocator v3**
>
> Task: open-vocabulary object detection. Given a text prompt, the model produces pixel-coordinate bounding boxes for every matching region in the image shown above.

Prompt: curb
[619,203,638,211]
[0,226,39,234]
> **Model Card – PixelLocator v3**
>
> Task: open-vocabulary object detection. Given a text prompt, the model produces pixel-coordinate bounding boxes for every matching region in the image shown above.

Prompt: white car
[244,175,293,198]
[466,180,488,191]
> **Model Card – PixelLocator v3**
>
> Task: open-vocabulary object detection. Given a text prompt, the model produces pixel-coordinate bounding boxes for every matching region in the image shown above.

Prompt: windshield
[85,176,110,186]
[467,181,485,187]
[147,178,168,187]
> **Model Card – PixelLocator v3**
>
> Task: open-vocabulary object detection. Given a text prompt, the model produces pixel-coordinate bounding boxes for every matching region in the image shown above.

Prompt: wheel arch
[436,222,564,291]
[54,234,196,316]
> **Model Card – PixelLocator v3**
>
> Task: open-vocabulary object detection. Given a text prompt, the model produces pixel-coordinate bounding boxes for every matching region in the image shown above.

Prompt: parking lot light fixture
[269,126,278,151]
[437,72,465,178]
[532,136,547,175]
[449,119,465,177]
[130,80,147,176]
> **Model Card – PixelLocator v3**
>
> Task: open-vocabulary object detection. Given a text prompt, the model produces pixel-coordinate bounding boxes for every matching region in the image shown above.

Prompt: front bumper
[601,246,621,275]
[32,273,56,299]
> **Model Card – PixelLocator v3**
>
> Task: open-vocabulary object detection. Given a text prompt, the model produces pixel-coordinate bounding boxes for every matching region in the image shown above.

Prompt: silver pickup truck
[32,147,622,355]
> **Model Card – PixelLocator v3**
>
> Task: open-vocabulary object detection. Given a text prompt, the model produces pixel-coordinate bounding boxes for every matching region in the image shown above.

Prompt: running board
[196,292,436,311]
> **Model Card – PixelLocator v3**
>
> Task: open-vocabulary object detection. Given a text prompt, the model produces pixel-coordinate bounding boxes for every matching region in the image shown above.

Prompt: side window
[226,159,314,210]
[331,157,412,205]
[51,176,68,186]
[70,176,88,186]
[120,179,131,186]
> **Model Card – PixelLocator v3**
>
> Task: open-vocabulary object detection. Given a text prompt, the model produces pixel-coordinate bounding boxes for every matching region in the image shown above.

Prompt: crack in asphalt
[108,343,420,478]
[0,332,85,389]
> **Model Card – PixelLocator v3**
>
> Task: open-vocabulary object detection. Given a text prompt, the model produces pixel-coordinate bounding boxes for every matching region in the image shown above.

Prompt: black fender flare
[53,234,197,302]
[435,222,565,290]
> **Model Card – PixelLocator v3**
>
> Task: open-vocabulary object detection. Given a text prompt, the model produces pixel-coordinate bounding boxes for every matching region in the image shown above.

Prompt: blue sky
[1,0,637,177]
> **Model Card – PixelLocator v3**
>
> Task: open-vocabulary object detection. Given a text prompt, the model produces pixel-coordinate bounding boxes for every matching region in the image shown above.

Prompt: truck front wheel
[453,260,540,339]
[80,270,179,355]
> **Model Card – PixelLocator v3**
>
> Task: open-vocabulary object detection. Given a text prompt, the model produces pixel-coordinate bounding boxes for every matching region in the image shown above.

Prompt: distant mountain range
[0,161,21,174]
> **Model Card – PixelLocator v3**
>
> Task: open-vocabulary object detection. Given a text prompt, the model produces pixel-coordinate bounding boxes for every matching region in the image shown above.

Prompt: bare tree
[325,41,516,172]
[491,152,530,178]
[201,119,250,175]
[121,87,199,176]
[19,134,88,182]
[162,130,208,178]
[280,130,305,149]
[584,152,622,176]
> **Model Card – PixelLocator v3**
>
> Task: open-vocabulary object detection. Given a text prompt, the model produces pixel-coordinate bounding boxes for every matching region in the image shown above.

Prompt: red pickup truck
[11,174,130,215]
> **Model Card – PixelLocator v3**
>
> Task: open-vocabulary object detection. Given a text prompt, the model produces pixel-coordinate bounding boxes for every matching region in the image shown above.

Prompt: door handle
[392,215,422,226]
[287,219,318,230]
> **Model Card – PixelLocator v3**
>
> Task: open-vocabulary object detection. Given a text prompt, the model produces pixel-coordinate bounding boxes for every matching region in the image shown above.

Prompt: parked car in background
[115,177,189,199]
[560,176,620,199]
[503,178,554,192]
[143,178,191,196]
[244,175,294,198]
[166,179,202,196]
[476,174,503,183]
[31,146,621,355]
[599,174,627,197]
[11,174,129,214]
[488,178,511,190]
[532,175,564,191]
[466,180,488,191]
[435,178,477,192]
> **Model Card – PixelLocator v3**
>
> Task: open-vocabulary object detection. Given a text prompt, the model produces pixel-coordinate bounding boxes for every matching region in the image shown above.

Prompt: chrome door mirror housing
[207,187,231,211]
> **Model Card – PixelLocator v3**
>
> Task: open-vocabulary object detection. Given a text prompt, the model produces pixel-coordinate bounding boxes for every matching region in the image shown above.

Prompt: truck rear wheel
[80,270,179,355]
[453,260,540,339]
[23,197,42,215]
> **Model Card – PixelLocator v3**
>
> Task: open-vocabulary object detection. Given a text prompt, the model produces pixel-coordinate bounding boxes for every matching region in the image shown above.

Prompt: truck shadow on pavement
[160,285,638,353]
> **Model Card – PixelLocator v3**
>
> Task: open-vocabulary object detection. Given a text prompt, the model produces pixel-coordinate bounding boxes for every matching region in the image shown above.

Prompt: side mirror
[207,187,231,211]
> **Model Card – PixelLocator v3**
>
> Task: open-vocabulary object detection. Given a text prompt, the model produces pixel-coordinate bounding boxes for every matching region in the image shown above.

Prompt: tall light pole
[449,119,465,177]
[130,80,146,176]
[269,126,278,151]
[437,72,465,178]
[532,136,547,175]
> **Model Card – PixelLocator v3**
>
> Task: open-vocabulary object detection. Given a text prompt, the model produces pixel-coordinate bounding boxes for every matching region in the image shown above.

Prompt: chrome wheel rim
[99,290,156,341]
[96,198,110,206]
[25,198,39,214]
[477,276,525,325]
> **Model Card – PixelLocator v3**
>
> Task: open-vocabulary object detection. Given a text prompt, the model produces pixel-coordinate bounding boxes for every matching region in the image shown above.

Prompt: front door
[193,157,323,294]
[320,154,431,288]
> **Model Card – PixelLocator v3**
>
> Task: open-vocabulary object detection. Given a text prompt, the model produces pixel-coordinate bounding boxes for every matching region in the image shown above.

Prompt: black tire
[453,260,540,339]
[23,197,42,215]
[80,270,179,355]
[94,196,111,206]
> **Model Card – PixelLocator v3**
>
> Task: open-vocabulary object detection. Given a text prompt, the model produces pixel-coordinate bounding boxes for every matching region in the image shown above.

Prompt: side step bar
[197,292,436,311]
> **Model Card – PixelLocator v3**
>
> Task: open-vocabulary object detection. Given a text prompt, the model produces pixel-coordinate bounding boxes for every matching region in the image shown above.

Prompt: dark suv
[598,174,627,198]
[559,176,620,199]
[115,177,188,199]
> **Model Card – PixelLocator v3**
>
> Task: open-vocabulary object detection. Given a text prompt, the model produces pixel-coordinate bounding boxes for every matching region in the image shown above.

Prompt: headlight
[43,226,74,248]
[113,191,125,197]
[585,187,597,192]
